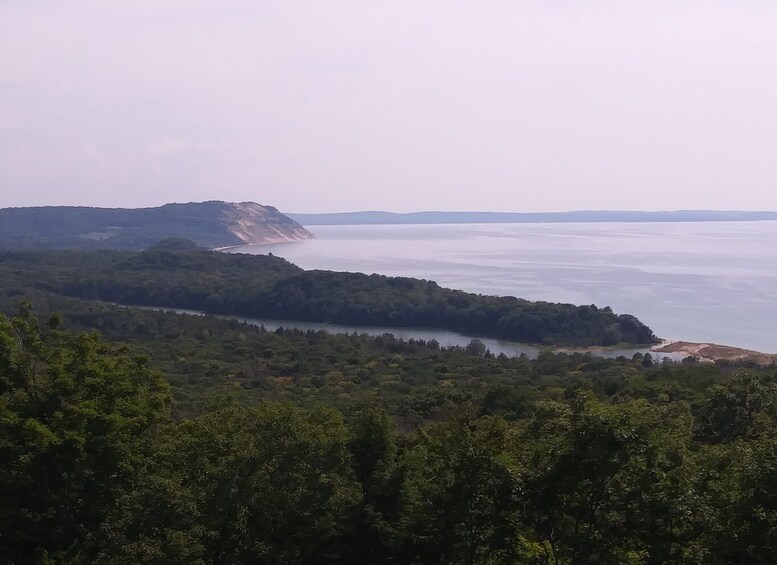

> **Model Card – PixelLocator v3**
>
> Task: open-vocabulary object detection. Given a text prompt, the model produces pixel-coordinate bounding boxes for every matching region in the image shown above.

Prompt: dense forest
[2,244,775,563]
[0,243,656,347]
[2,302,777,564]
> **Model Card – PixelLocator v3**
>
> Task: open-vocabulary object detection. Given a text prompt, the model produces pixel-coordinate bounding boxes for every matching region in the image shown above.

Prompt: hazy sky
[2,1,777,213]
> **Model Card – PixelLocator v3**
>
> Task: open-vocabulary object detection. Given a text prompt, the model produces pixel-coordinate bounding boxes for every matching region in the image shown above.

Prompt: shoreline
[550,339,777,366]
[652,340,777,365]
[212,237,311,252]
[140,303,775,365]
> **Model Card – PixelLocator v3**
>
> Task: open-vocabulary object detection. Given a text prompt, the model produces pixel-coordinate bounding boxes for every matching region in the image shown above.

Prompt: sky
[1,1,777,213]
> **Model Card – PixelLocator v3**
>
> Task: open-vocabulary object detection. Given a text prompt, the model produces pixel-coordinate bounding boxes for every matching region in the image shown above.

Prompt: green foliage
[0,247,657,346]
[706,438,777,562]
[2,302,777,562]
[0,304,170,563]
[694,371,777,443]
[401,415,525,564]
[519,394,700,563]
[102,404,361,564]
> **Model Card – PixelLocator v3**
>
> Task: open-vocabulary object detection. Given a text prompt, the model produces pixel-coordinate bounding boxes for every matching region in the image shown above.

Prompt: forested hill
[0,245,657,346]
[0,201,314,251]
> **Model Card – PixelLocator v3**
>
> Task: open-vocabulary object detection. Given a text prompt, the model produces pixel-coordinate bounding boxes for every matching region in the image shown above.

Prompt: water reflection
[160,308,685,362]
[227,222,777,353]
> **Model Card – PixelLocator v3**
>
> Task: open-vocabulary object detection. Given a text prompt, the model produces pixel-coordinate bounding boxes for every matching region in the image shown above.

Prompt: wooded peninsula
[0,241,656,348]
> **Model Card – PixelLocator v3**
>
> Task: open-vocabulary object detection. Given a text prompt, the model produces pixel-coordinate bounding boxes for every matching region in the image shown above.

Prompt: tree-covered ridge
[0,246,657,346]
[0,201,312,251]
[2,306,777,563]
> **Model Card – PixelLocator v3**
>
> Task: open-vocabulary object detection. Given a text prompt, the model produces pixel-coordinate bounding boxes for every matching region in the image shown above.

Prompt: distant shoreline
[288,210,777,227]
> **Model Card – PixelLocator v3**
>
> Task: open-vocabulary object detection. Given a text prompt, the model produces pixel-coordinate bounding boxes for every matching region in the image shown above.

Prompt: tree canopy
[0,247,657,346]
[1,304,776,563]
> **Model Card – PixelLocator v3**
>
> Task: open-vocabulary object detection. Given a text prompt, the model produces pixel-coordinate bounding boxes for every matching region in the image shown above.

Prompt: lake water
[158,307,675,361]
[226,222,777,353]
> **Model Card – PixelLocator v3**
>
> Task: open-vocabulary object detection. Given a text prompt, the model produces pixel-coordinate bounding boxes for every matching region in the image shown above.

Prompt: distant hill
[0,201,314,251]
[289,210,777,226]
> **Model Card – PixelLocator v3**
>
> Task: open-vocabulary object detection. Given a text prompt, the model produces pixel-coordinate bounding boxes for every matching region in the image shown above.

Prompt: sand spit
[652,340,777,365]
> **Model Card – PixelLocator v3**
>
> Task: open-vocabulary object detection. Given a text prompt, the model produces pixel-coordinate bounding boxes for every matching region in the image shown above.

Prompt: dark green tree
[0,304,170,562]
[519,393,701,564]
[103,403,361,564]
[401,415,528,564]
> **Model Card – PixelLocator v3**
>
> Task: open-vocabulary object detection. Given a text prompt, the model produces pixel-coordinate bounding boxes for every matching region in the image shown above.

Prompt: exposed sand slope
[224,202,314,245]
[653,340,777,365]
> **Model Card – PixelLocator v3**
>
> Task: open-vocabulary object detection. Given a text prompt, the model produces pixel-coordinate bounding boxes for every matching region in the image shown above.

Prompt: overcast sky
[2,1,777,213]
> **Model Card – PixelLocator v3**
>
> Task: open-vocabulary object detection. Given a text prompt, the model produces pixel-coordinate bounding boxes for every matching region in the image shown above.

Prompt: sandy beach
[652,340,777,365]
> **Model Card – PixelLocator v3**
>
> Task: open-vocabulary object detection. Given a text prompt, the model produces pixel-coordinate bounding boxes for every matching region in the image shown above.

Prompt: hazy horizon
[287,208,777,214]
[3,1,777,213]
[3,201,777,215]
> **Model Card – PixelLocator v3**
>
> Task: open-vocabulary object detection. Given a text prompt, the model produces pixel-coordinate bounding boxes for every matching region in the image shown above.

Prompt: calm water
[226,222,777,353]
[160,308,675,361]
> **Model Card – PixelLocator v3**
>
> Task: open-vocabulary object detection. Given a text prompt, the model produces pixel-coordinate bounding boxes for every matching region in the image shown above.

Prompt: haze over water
[229,222,777,354]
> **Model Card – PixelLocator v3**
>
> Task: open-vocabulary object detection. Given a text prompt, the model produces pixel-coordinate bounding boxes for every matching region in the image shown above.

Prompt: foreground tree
[401,414,529,564]
[0,304,170,562]
[518,393,701,564]
[102,403,362,564]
